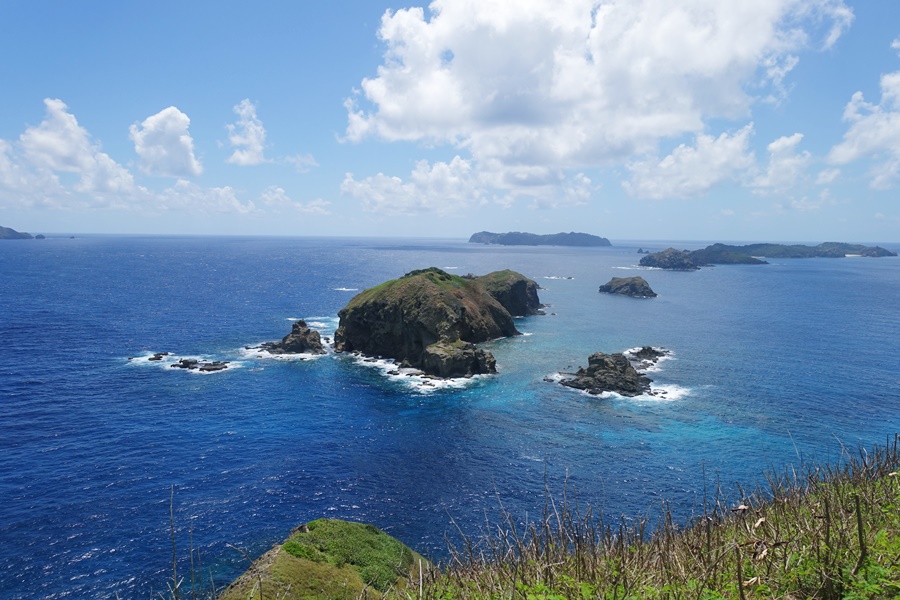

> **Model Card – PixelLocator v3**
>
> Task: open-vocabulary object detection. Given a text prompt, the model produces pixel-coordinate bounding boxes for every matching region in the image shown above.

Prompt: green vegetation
[168,438,900,598]
[218,519,425,600]
[419,439,900,599]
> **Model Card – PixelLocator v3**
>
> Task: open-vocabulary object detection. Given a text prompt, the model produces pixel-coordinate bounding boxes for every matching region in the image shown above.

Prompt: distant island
[469,231,611,247]
[640,242,896,270]
[0,225,33,240]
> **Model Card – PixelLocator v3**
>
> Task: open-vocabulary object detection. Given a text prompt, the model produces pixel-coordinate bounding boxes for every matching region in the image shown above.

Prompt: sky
[1,0,899,242]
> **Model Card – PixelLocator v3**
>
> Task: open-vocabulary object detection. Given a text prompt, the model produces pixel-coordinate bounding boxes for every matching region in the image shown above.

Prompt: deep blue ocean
[1,235,899,598]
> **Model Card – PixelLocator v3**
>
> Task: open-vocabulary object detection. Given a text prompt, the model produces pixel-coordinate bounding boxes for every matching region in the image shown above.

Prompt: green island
[208,439,900,599]
[640,242,897,270]
[334,267,542,378]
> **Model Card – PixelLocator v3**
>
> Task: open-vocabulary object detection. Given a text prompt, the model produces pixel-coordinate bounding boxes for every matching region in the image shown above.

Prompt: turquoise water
[0,235,898,598]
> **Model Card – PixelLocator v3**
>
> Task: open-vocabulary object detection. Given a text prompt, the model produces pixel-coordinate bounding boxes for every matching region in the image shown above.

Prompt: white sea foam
[543,275,574,280]
[624,346,674,373]
[239,345,329,362]
[349,353,489,394]
[334,287,359,291]
[126,352,240,374]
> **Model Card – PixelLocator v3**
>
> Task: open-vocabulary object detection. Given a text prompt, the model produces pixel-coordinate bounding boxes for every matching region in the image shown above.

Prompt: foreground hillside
[212,438,900,599]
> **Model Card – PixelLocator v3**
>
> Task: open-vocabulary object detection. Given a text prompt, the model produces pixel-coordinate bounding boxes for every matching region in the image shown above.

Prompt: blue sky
[1,0,899,242]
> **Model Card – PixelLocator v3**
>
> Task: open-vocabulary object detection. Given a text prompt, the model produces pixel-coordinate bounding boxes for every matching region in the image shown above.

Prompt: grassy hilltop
[205,438,900,599]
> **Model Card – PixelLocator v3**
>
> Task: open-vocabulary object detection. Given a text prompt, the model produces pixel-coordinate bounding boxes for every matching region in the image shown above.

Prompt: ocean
[1,235,898,598]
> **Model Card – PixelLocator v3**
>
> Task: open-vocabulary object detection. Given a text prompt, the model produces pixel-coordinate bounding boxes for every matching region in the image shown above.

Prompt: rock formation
[559,352,651,396]
[334,267,541,378]
[598,276,657,298]
[476,269,544,315]
[260,320,326,355]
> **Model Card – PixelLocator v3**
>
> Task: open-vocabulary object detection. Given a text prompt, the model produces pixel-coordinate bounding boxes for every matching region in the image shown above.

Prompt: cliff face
[334,268,540,378]
[475,269,544,315]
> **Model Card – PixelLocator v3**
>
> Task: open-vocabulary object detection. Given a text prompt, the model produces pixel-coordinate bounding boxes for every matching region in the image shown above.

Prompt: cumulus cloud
[0,99,264,217]
[157,179,253,214]
[624,125,755,199]
[829,67,900,189]
[752,133,811,193]
[19,98,135,195]
[347,0,852,172]
[259,185,330,214]
[226,99,267,166]
[130,106,203,178]
[341,156,481,215]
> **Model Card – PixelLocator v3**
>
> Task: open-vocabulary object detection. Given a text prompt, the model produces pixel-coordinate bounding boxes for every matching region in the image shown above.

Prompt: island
[556,347,669,396]
[469,231,611,247]
[257,320,326,355]
[333,267,542,378]
[640,241,896,270]
[0,225,33,240]
[598,276,657,298]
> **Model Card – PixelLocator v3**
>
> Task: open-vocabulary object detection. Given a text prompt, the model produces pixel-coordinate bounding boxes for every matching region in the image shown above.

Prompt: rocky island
[0,225,33,240]
[334,267,542,378]
[598,276,657,298]
[557,347,669,396]
[469,231,611,247]
[257,320,326,355]
[640,242,895,270]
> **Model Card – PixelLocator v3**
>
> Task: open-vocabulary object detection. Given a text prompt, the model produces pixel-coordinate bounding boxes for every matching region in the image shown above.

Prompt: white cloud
[158,179,253,214]
[341,156,481,215]
[347,0,852,174]
[259,185,330,214]
[226,99,267,166]
[130,107,202,178]
[19,98,135,195]
[752,133,811,193]
[624,125,755,199]
[816,168,840,185]
[282,154,319,173]
[829,67,900,189]
[892,37,900,55]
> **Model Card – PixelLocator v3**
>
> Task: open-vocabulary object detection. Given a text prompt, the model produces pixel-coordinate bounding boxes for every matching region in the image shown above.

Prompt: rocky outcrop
[170,358,230,372]
[560,352,651,396]
[476,269,544,315]
[0,225,33,240]
[598,276,657,298]
[260,320,326,355]
[334,267,541,378]
[639,248,700,270]
[469,231,611,247]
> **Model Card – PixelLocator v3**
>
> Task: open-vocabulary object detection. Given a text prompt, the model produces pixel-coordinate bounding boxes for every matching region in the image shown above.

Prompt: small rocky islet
[598,275,657,298]
[554,346,670,397]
